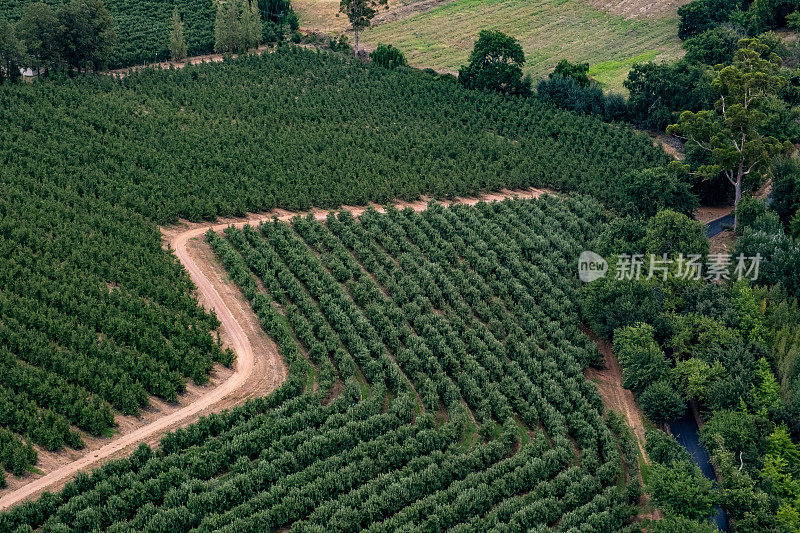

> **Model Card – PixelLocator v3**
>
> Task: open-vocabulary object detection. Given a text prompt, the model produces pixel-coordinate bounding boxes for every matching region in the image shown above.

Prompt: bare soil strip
[0,187,551,509]
[583,330,651,465]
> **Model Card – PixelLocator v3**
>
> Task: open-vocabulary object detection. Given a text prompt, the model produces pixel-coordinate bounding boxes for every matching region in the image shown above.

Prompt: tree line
[0,0,116,81]
[580,206,800,530]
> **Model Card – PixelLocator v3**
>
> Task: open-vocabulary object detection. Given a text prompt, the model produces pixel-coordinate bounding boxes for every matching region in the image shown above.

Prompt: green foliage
[683,25,743,65]
[369,43,406,69]
[731,280,767,344]
[640,380,686,424]
[701,409,767,467]
[257,0,295,28]
[0,17,24,83]
[735,197,768,234]
[535,74,628,123]
[649,513,720,532]
[459,30,532,97]
[15,2,60,71]
[668,313,739,359]
[644,209,709,258]
[613,165,699,219]
[676,0,794,40]
[56,0,117,72]
[667,38,793,229]
[788,10,800,31]
[767,425,800,474]
[772,156,800,228]
[673,357,724,402]
[1,0,218,68]
[590,217,646,258]
[646,428,692,466]
[735,217,800,297]
[0,47,669,223]
[647,460,718,520]
[0,198,635,531]
[214,0,261,54]
[613,323,670,395]
[0,48,672,478]
[712,446,777,528]
[677,0,715,40]
[581,278,665,340]
[169,7,187,61]
[625,60,715,130]
[338,0,385,51]
[551,58,590,86]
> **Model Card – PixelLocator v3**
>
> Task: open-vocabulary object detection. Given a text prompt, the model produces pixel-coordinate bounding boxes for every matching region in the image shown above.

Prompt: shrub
[614,165,698,219]
[646,428,692,466]
[551,59,591,85]
[369,43,407,69]
[640,381,686,423]
[647,460,718,520]
[644,209,709,258]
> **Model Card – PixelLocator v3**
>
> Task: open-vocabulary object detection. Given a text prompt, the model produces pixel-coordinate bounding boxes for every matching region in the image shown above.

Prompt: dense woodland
[582,209,800,530]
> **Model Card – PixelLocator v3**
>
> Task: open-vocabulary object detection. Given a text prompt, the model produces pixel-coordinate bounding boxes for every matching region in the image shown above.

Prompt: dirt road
[0,219,290,510]
[583,330,650,465]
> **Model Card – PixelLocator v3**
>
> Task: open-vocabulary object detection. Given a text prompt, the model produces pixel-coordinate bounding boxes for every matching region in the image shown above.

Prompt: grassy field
[296,0,685,92]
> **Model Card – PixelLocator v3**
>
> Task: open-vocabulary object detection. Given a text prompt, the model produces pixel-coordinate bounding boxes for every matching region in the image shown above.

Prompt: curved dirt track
[0,217,288,510]
[0,187,549,510]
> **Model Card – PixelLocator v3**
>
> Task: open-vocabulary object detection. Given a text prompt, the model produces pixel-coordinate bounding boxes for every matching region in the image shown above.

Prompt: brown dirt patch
[694,205,732,224]
[583,0,691,19]
[710,229,736,255]
[583,329,650,465]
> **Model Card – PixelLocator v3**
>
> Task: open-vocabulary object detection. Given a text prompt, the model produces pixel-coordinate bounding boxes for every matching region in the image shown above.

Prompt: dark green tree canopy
[459,30,531,96]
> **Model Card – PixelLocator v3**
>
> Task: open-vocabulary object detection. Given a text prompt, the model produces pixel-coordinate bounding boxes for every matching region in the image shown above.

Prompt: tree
[58,0,117,73]
[551,59,590,86]
[170,8,187,61]
[215,0,261,54]
[370,43,406,69]
[0,19,25,84]
[16,2,62,74]
[458,30,532,96]
[616,164,698,218]
[644,209,709,258]
[646,428,692,466]
[215,0,241,53]
[683,25,743,66]
[772,156,800,227]
[678,1,714,40]
[625,60,715,130]
[647,460,718,520]
[613,323,670,395]
[667,39,793,230]
[640,380,686,424]
[338,0,386,53]
[580,278,665,340]
[241,0,262,51]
